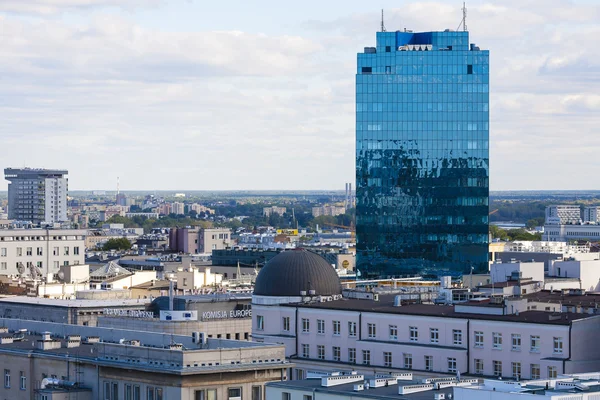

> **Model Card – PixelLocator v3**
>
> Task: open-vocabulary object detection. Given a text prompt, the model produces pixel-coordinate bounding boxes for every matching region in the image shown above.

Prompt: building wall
[0,303,146,326]
[0,342,288,400]
[548,260,600,291]
[199,229,232,254]
[356,31,489,277]
[567,317,600,373]
[254,303,580,379]
[0,229,86,278]
[469,319,568,378]
[109,270,157,290]
[543,224,600,241]
[490,262,544,284]
[98,316,252,339]
[43,177,68,223]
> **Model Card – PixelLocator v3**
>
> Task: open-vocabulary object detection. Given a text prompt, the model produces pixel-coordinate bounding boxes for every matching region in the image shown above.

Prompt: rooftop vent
[321,374,365,387]
[84,336,100,344]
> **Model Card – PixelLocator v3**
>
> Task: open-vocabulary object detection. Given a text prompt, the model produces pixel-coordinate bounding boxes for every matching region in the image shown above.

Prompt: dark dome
[254,249,342,297]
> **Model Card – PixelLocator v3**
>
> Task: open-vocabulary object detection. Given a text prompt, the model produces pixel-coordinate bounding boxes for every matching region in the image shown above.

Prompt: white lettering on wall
[201,309,252,320]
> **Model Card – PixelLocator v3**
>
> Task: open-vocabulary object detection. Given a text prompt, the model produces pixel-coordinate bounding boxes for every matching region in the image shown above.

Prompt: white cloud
[0,0,160,14]
[0,0,598,190]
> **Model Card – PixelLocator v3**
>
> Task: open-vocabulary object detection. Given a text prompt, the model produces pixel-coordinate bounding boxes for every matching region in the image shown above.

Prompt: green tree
[102,237,132,251]
[489,225,508,240]
[526,218,545,230]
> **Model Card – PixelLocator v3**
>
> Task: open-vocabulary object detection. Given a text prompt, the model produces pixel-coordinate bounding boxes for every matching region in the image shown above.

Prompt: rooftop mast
[381,9,386,32]
[457,2,467,32]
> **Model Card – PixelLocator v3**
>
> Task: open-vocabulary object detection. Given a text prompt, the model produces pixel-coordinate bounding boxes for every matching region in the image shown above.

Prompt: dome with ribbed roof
[253,249,341,297]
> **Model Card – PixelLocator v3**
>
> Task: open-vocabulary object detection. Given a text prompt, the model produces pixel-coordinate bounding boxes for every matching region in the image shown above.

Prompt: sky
[0,0,598,191]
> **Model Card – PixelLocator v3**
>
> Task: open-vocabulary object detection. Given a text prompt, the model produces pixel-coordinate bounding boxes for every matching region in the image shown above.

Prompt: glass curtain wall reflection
[356,30,489,278]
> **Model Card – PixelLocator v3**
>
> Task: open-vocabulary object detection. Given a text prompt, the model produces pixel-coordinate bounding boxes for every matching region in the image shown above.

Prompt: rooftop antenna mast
[457,2,467,32]
[381,9,386,32]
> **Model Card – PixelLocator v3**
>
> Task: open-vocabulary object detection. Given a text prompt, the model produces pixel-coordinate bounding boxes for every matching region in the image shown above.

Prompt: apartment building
[169,227,232,254]
[0,229,86,279]
[4,168,68,224]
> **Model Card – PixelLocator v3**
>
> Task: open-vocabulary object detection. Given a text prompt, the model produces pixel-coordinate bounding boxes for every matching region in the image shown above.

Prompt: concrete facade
[0,297,149,326]
[4,168,68,224]
[0,229,86,279]
[253,296,600,380]
[170,228,232,254]
[0,319,290,400]
[543,224,600,241]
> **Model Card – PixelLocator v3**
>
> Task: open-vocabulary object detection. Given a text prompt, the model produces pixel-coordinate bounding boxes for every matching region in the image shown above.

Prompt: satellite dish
[16,263,26,275]
[58,271,65,280]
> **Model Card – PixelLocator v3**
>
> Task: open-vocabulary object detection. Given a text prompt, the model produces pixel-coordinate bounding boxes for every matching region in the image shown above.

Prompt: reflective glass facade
[356,31,489,278]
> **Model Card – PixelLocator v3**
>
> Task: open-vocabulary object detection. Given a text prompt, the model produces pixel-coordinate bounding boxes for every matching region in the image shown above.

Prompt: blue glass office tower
[356,30,489,278]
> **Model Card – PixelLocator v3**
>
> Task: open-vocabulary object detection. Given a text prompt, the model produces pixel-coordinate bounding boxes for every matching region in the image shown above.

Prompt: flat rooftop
[0,332,288,375]
[522,290,600,307]
[284,295,596,325]
[0,296,149,308]
[269,377,457,400]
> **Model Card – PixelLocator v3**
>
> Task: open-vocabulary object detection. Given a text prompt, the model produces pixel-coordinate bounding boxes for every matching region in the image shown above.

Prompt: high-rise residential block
[356,30,489,277]
[545,205,581,225]
[4,168,68,224]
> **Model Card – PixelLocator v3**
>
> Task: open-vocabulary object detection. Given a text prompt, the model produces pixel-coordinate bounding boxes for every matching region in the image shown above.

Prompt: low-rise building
[177,266,223,291]
[170,227,232,254]
[263,206,286,217]
[252,250,600,381]
[0,228,86,279]
[0,296,150,326]
[99,293,253,339]
[312,205,346,217]
[0,318,290,400]
[543,224,600,242]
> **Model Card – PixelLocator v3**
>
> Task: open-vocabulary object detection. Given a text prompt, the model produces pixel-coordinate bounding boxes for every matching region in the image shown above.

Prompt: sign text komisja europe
[201,309,251,320]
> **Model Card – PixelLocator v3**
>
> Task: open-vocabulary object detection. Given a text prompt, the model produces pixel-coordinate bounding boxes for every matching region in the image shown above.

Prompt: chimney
[169,279,174,311]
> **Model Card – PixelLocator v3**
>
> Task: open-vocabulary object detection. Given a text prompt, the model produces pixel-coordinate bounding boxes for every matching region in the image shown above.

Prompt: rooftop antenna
[457,2,467,32]
[381,9,386,32]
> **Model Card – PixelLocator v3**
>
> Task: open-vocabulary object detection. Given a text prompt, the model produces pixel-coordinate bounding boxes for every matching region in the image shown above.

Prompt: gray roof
[268,378,456,400]
[0,296,149,308]
[254,249,342,297]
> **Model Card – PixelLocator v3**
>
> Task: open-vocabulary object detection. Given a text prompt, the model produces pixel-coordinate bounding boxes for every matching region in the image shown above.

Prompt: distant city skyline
[1,0,598,191]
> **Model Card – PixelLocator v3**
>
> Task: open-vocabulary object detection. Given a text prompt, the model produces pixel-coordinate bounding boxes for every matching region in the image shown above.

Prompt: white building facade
[545,205,581,225]
[0,229,86,279]
[4,168,68,224]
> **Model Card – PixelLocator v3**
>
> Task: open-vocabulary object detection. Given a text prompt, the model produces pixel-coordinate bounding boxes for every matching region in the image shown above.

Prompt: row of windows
[358,141,488,153]
[3,369,26,390]
[0,235,78,241]
[0,246,80,257]
[271,316,565,354]
[356,119,489,130]
[357,81,489,94]
[0,260,76,270]
[357,92,488,104]
[297,345,559,379]
[359,121,489,131]
[356,73,488,86]
[195,386,264,400]
[357,53,488,67]
[474,332,563,354]
[291,318,465,345]
[358,101,489,112]
[478,360,558,380]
